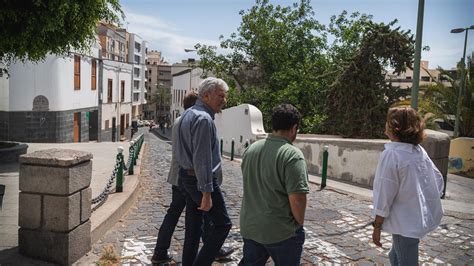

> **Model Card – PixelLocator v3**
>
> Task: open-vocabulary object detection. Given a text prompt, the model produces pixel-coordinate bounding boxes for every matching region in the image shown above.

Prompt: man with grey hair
[176,77,232,265]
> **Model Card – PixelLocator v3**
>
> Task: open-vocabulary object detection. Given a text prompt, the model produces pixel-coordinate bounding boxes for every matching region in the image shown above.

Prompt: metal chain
[91,157,121,212]
[91,133,144,213]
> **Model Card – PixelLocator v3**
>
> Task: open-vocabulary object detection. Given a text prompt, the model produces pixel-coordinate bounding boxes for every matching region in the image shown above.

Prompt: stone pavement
[78,131,474,265]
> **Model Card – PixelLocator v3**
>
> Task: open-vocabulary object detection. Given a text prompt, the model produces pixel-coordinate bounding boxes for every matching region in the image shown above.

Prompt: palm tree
[397,57,473,137]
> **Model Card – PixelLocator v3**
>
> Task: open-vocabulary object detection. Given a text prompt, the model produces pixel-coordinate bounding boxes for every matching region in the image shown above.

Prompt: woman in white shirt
[372,107,444,265]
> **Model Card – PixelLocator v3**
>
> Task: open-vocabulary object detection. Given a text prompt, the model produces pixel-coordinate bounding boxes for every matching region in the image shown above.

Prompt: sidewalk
[0,139,135,263]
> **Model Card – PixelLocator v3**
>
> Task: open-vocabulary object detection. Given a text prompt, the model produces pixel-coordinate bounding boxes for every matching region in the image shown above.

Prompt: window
[105,120,110,130]
[107,79,113,103]
[121,80,125,102]
[91,59,97,90]
[421,76,430,82]
[74,55,81,90]
[406,76,412,80]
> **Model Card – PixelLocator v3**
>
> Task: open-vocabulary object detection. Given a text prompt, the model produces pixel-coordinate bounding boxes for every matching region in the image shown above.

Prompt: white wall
[5,49,100,112]
[101,61,133,130]
[170,68,203,123]
[0,67,9,111]
[215,104,266,156]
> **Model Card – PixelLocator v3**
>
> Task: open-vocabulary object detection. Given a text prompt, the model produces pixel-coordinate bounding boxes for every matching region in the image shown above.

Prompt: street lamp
[451,25,474,138]
[184,49,197,91]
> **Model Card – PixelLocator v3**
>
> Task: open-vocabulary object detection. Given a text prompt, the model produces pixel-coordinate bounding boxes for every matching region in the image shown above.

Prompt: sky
[120,0,474,69]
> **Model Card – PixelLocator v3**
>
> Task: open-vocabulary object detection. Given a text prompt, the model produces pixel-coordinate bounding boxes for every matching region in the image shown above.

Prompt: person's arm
[372,215,385,247]
[191,118,214,211]
[371,150,399,247]
[288,193,307,226]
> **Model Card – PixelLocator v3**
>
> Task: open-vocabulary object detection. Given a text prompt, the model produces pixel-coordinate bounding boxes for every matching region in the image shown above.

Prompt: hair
[197,77,229,99]
[386,107,425,145]
[183,91,198,110]
[271,104,301,131]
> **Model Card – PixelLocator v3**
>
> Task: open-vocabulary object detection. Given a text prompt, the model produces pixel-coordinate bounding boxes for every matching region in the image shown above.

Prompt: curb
[90,142,146,244]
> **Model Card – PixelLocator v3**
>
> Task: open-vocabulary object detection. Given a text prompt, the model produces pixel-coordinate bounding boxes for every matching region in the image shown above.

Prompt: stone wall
[18,149,92,264]
[0,107,98,143]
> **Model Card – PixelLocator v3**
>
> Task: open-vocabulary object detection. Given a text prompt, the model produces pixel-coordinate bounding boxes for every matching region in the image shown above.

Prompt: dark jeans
[179,169,232,266]
[239,227,305,266]
[153,185,186,256]
[153,185,215,260]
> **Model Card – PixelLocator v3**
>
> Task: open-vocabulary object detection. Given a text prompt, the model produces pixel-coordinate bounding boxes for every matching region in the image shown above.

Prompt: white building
[170,60,203,123]
[128,33,148,120]
[100,60,133,142]
[385,60,452,89]
[0,45,101,142]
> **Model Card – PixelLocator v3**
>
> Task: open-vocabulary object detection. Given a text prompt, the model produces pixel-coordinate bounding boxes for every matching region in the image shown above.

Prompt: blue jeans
[239,227,305,266]
[153,185,186,256]
[179,169,232,266]
[389,234,419,266]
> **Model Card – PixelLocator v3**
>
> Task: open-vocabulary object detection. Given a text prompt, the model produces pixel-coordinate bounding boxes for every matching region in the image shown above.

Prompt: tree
[325,20,414,138]
[416,59,474,137]
[151,83,171,123]
[196,0,329,132]
[0,0,123,64]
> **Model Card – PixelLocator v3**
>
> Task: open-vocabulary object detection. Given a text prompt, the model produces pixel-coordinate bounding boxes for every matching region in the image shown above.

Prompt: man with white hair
[176,77,232,265]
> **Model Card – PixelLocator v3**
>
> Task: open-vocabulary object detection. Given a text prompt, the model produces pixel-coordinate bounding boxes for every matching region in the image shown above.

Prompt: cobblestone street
[85,131,474,265]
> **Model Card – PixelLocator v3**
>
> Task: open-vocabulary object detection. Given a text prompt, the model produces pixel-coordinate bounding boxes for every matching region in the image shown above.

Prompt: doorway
[73,112,81,142]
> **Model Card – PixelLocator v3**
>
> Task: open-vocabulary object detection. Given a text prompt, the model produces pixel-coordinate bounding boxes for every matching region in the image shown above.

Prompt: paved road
[81,131,474,265]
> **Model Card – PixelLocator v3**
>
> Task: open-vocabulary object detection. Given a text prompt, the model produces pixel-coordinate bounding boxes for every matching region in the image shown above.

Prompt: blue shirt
[175,99,222,192]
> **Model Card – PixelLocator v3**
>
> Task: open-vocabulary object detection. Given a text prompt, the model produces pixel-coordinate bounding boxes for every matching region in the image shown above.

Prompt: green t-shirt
[240,134,309,244]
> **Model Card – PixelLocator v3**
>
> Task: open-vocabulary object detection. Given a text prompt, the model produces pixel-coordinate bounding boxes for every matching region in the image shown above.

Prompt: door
[73,112,80,142]
[112,117,116,142]
[89,110,98,141]
[120,114,125,138]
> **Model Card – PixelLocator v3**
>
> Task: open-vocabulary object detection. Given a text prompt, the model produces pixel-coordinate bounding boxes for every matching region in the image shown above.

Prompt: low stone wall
[18,149,92,265]
[258,130,450,190]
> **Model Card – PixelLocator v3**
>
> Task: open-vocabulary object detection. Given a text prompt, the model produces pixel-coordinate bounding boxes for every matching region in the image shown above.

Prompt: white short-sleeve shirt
[372,142,444,239]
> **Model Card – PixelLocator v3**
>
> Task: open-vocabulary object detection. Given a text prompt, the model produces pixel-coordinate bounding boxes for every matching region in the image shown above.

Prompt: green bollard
[116,146,124,192]
[220,138,223,157]
[321,145,329,189]
[231,138,235,161]
[129,141,135,175]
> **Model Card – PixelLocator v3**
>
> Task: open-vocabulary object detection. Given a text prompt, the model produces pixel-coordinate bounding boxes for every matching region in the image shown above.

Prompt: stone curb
[90,143,146,244]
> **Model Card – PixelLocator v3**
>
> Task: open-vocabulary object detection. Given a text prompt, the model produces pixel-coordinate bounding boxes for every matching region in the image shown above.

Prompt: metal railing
[91,133,144,212]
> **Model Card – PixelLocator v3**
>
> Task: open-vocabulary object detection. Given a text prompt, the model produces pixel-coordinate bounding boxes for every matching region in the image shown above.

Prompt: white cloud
[124,11,220,63]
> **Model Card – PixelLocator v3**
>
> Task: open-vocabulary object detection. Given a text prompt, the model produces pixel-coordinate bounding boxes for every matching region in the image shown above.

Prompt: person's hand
[372,227,382,247]
[198,192,212,211]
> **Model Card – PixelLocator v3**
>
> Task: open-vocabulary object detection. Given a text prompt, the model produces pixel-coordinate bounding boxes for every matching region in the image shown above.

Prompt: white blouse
[372,142,444,239]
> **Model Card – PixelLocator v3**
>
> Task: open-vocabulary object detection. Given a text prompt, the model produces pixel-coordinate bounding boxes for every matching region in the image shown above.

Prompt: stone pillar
[18,149,92,265]
[421,129,450,197]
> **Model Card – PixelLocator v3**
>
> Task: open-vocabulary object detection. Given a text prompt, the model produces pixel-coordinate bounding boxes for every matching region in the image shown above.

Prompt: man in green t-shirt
[239,104,309,265]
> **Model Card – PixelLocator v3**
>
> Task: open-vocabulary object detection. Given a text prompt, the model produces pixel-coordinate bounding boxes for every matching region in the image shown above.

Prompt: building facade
[0,47,100,142]
[128,33,148,120]
[99,60,133,142]
[170,60,203,123]
[144,59,172,123]
[385,60,452,89]
[97,22,127,63]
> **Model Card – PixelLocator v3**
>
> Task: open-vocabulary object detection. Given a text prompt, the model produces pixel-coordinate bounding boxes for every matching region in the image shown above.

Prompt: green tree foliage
[196,1,415,137]
[196,0,329,132]
[417,59,474,137]
[0,0,123,64]
[326,20,414,138]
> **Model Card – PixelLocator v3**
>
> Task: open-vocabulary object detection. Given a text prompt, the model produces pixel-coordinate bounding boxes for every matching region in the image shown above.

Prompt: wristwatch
[372,221,383,229]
